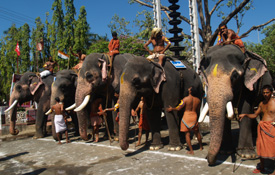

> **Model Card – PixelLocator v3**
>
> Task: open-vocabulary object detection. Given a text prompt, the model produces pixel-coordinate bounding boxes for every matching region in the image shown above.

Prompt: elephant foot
[149,144,163,150]
[236,147,257,159]
[10,128,19,135]
[167,145,182,151]
[207,154,217,166]
[33,133,45,139]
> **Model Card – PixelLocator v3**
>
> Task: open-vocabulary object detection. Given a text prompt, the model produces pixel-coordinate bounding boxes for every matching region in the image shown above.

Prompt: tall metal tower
[153,0,162,28]
[189,0,201,73]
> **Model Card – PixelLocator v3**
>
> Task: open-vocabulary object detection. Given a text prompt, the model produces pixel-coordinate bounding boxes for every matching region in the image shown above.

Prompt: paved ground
[0,121,274,175]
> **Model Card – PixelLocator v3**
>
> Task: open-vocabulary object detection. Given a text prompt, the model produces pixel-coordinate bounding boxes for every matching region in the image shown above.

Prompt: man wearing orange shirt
[108,32,120,67]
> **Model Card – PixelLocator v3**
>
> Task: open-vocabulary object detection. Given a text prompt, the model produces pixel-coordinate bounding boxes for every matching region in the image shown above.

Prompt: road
[0,121,273,175]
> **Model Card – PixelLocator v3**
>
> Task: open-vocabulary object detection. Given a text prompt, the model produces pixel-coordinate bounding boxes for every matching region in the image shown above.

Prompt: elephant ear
[244,51,268,91]
[150,62,166,93]
[29,75,44,95]
[98,58,107,81]
[70,72,78,88]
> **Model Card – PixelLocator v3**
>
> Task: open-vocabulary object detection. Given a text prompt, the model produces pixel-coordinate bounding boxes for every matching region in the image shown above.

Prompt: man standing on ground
[51,97,70,145]
[166,86,203,155]
[239,84,275,174]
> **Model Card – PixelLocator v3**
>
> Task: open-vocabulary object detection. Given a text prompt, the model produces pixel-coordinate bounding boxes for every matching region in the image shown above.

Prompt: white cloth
[54,115,67,133]
[146,53,165,61]
[40,70,51,78]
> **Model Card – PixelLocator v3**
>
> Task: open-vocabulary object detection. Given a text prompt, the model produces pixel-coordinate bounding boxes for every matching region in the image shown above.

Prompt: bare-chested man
[134,97,150,147]
[90,98,104,142]
[144,28,171,66]
[239,84,275,174]
[40,56,59,78]
[70,47,86,71]
[216,23,245,52]
[166,86,203,155]
[51,97,70,145]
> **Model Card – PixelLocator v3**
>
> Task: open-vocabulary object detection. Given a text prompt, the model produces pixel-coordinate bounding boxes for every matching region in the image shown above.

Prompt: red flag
[15,42,20,56]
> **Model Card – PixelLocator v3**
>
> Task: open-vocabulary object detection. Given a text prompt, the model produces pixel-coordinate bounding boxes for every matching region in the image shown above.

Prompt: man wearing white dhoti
[51,97,70,145]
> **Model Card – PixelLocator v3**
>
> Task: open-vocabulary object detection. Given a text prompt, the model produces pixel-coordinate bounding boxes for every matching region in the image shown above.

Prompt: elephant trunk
[119,82,135,150]
[50,86,58,140]
[75,77,91,141]
[8,95,19,135]
[207,75,233,165]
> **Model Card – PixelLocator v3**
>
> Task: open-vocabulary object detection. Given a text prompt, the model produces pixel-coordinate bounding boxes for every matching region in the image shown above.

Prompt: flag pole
[16,55,19,74]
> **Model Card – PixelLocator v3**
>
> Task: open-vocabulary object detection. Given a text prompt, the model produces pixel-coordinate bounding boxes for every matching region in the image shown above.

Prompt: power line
[0,14,35,28]
[0,6,36,29]
[0,6,35,22]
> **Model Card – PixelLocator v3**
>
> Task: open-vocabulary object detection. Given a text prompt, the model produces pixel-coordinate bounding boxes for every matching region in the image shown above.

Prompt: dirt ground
[0,120,274,175]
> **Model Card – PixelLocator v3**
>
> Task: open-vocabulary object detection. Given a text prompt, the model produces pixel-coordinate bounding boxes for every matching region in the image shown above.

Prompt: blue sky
[0,0,274,44]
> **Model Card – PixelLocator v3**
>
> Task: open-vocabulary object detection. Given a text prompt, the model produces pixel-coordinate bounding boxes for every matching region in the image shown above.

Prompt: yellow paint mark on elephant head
[120,72,125,84]
[213,64,218,77]
[250,68,258,73]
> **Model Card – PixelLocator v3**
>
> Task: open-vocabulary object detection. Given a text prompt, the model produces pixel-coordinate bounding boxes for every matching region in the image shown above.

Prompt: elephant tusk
[4,100,18,113]
[65,103,76,111]
[199,102,208,123]
[226,101,234,120]
[74,95,90,112]
[45,109,52,115]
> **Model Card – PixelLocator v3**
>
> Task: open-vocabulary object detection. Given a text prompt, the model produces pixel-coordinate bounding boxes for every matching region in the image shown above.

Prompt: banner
[58,50,69,59]
[15,42,20,56]
[36,39,44,51]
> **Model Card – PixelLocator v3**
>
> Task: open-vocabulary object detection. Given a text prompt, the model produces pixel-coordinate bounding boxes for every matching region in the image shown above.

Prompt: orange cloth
[108,39,120,56]
[256,121,275,159]
[138,114,150,131]
[115,112,119,124]
[231,34,244,48]
[180,111,199,132]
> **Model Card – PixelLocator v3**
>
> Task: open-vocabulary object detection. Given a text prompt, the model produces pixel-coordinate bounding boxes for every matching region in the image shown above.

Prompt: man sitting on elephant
[70,47,86,71]
[40,56,59,78]
[144,28,171,66]
[108,32,120,67]
[216,23,245,53]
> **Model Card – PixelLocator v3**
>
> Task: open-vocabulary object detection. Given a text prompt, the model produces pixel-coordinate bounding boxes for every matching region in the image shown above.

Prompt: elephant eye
[230,70,240,85]
[86,72,93,82]
[132,77,141,89]
[16,85,22,92]
[60,85,66,92]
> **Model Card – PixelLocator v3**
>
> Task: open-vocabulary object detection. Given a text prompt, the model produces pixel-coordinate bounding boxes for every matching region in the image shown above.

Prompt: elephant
[118,56,204,151]
[49,69,79,140]
[74,53,136,141]
[199,44,272,165]
[5,72,54,138]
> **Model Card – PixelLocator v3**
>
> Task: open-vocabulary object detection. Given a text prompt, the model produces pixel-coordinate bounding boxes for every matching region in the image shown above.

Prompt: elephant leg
[220,118,234,154]
[42,115,48,136]
[147,107,163,150]
[237,100,256,158]
[166,111,182,151]
[71,113,80,136]
[51,114,58,141]
[237,117,256,158]
[33,105,46,139]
